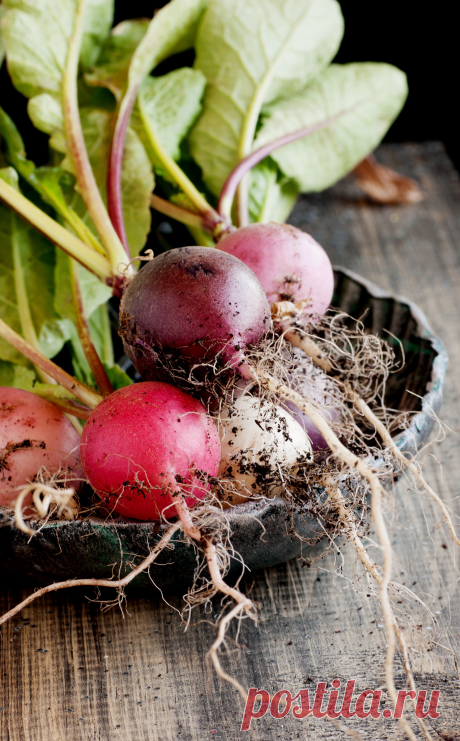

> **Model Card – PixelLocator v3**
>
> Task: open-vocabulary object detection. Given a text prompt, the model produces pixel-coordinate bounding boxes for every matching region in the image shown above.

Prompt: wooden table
[1,142,460,740]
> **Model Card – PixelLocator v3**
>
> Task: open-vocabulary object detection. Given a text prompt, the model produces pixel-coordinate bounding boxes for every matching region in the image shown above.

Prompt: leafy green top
[0,0,408,399]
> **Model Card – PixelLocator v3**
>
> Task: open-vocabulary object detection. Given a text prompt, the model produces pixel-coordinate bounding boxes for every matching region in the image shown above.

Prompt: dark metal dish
[0,268,448,590]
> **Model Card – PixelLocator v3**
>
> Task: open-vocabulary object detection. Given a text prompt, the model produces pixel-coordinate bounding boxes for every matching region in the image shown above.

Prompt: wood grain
[2,142,460,740]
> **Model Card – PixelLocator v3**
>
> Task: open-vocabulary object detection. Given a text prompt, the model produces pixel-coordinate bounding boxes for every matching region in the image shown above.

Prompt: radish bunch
[1,219,446,714]
[1,223,335,525]
[47,222,332,522]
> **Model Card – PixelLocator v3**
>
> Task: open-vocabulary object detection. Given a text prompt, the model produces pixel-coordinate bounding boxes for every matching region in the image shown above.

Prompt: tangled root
[3,466,82,535]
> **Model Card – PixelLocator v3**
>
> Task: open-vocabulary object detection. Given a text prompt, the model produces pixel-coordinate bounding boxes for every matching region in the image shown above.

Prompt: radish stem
[218,118,339,224]
[31,385,92,419]
[12,215,52,384]
[139,98,221,228]
[0,177,112,281]
[107,88,138,250]
[0,107,107,256]
[70,260,114,398]
[150,194,210,231]
[63,0,132,273]
[0,318,103,409]
[11,217,85,430]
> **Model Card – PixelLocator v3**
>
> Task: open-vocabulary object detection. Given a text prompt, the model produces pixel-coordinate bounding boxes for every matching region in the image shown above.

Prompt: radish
[217,222,334,312]
[281,354,343,450]
[0,388,82,507]
[116,247,398,599]
[119,246,271,381]
[80,381,221,521]
[216,394,313,507]
[118,248,338,431]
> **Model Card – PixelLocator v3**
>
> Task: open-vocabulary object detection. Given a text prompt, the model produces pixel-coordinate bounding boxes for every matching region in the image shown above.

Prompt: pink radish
[217,222,334,312]
[0,388,82,506]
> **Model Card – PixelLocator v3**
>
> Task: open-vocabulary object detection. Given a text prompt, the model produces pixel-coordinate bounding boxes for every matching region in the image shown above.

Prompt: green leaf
[254,63,408,193]
[2,0,115,244]
[248,159,298,224]
[27,94,64,136]
[0,358,36,389]
[27,80,115,138]
[103,362,132,390]
[80,0,115,69]
[0,6,7,66]
[133,68,206,170]
[0,105,37,182]
[189,0,343,197]
[38,318,73,358]
[0,167,61,363]
[2,0,114,99]
[54,249,111,325]
[0,105,104,252]
[124,0,208,97]
[85,18,150,100]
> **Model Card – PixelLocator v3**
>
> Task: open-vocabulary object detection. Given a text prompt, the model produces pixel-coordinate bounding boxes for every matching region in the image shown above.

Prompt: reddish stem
[107,90,138,255]
[71,262,114,398]
[0,318,102,409]
[217,117,339,225]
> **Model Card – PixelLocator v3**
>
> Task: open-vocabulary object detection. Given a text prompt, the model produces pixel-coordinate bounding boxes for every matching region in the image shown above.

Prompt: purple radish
[119,246,271,381]
[281,359,342,450]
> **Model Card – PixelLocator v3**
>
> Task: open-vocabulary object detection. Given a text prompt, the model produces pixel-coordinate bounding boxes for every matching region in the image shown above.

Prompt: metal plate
[0,268,448,590]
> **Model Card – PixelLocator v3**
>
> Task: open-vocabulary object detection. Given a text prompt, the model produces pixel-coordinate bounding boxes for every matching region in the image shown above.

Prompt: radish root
[14,483,78,535]
[0,521,181,626]
[275,304,460,548]
[325,479,431,741]
[172,495,256,700]
[269,305,444,739]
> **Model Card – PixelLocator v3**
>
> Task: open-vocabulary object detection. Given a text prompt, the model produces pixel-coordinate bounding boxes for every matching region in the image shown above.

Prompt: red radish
[119,246,271,381]
[0,388,82,506]
[217,222,334,312]
[80,382,221,521]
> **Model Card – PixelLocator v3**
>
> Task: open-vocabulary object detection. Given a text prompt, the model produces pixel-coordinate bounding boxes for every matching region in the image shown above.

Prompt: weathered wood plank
[2,142,460,740]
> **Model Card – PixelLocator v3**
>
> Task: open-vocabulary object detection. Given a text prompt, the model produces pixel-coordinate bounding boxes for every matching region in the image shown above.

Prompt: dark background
[1,1,457,171]
[334,2,458,171]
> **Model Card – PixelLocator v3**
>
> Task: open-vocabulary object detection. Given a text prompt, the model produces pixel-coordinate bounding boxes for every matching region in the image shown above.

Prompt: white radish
[215,395,313,506]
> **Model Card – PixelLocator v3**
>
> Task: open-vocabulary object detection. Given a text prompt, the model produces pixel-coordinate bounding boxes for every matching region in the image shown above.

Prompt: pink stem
[107,89,139,256]
[217,117,338,224]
